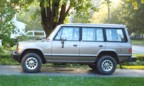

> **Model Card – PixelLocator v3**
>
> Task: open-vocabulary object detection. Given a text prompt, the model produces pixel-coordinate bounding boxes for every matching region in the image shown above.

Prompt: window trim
[53,26,127,43]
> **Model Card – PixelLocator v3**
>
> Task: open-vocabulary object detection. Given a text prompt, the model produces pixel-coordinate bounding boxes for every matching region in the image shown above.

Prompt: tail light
[129,48,132,54]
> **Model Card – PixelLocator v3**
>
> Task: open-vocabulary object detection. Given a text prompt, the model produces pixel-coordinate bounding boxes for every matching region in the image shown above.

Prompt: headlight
[16,44,23,53]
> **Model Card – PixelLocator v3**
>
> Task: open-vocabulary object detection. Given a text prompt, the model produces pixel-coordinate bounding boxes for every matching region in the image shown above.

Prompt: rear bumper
[12,51,21,63]
[128,57,137,62]
[119,56,136,63]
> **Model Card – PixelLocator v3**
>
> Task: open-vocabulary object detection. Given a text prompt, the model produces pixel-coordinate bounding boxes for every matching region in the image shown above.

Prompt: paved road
[132,45,144,54]
[0,65,144,77]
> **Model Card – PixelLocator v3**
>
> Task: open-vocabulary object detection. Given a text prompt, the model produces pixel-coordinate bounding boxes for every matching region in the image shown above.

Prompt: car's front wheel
[21,53,42,73]
[97,55,117,75]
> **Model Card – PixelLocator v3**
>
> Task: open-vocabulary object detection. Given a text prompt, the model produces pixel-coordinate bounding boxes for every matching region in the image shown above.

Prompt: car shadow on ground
[40,67,97,74]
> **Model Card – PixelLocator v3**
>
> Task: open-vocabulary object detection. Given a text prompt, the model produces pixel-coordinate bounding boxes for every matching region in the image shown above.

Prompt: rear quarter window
[105,28,127,42]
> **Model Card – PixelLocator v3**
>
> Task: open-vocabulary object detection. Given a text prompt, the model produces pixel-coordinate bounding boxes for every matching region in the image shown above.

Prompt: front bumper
[12,51,21,63]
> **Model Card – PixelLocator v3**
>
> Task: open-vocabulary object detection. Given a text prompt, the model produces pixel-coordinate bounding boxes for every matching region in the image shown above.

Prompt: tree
[90,0,144,35]
[130,0,144,10]
[90,0,120,24]
[39,0,95,37]
[17,4,43,31]
[0,0,17,46]
[1,0,100,38]
[110,0,144,35]
[90,5,108,24]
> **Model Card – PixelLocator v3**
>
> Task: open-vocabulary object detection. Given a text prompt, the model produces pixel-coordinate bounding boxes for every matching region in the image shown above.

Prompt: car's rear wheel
[97,55,116,75]
[21,53,42,73]
[88,64,97,70]
[88,64,100,73]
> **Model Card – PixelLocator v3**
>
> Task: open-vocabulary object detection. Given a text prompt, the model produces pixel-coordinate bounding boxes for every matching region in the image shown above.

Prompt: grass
[131,39,144,45]
[0,75,144,86]
[133,54,144,57]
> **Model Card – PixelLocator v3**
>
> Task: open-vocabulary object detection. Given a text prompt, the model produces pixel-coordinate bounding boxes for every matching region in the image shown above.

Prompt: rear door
[79,27,105,62]
[105,28,130,56]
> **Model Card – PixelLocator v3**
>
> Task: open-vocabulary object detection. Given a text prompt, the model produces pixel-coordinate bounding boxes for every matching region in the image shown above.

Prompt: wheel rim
[101,60,113,72]
[25,57,38,70]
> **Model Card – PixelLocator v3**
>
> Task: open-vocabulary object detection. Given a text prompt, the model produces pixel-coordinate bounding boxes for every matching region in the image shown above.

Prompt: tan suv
[12,23,136,75]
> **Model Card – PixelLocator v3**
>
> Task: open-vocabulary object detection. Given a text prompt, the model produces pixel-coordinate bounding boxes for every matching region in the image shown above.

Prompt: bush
[125,55,144,66]
[0,42,18,65]
[0,47,4,53]
[0,53,19,65]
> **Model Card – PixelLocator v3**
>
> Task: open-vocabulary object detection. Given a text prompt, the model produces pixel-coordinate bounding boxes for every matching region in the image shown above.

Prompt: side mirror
[61,38,66,48]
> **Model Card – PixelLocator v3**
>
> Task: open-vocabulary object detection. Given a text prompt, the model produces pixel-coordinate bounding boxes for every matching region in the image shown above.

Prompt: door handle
[99,45,103,47]
[73,44,78,47]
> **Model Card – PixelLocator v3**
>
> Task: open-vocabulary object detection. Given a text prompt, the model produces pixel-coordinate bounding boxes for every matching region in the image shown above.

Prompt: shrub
[125,55,144,66]
[0,53,19,65]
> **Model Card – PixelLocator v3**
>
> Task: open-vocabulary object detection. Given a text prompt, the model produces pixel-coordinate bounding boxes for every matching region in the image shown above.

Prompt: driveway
[132,45,144,54]
[0,65,144,77]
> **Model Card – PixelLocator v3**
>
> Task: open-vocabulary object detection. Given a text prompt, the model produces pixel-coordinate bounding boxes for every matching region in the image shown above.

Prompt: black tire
[88,64,97,70]
[88,64,100,73]
[21,53,42,73]
[96,55,117,75]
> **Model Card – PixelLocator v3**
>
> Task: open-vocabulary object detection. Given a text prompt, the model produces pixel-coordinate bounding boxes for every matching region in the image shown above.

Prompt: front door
[51,26,80,62]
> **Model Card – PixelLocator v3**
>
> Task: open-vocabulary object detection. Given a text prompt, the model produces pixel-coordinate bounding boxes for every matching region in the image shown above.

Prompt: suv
[12,23,136,75]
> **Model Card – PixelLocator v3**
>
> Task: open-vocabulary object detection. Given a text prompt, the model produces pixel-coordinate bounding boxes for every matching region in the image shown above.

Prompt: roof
[60,23,126,28]
[26,30,45,32]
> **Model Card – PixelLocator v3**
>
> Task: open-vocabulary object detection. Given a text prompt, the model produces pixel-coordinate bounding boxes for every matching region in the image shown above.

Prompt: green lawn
[133,54,144,57]
[0,75,144,86]
[131,39,144,45]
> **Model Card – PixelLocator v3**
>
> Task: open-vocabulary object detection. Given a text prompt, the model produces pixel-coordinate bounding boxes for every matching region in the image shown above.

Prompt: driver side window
[54,27,80,41]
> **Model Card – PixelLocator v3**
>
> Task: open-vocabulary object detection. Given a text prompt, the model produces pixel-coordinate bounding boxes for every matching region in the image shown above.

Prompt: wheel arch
[96,51,119,64]
[20,49,46,64]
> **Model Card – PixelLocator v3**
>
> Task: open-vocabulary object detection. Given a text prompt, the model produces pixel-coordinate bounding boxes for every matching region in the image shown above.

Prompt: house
[11,15,26,39]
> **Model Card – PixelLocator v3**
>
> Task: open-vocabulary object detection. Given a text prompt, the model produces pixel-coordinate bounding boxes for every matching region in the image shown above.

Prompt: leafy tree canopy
[9,0,97,37]
[90,0,144,35]
[126,0,144,10]
[0,0,17,46]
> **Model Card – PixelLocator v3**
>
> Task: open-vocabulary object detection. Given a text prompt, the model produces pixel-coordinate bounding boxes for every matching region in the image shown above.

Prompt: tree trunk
[40,0,71,38]
[40,0,53,38]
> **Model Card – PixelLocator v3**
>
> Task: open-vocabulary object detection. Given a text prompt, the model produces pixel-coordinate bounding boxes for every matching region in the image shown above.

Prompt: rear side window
[82,28,104,42]
[26,32,33,36]
[105,28,126,42]
[34,32,45,36]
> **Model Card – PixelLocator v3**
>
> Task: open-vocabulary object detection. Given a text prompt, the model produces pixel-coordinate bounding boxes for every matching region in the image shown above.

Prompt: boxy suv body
[12,23,136,75]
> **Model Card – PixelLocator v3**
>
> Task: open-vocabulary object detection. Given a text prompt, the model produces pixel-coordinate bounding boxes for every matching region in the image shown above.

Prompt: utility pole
[107,0,110,23]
